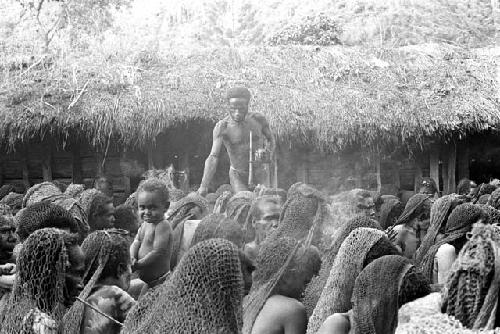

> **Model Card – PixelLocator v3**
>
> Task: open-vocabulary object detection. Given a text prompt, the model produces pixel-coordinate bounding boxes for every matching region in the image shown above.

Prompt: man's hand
[198,186,208,197]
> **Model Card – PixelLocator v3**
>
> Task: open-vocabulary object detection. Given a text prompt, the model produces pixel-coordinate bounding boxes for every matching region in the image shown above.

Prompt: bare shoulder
[436,243,455,257]
[248,112,269,127]
[317,313,351,334]
[156,220,173,233]
[264,295,306,319]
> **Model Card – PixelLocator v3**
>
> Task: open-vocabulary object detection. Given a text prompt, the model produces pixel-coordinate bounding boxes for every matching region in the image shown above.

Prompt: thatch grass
[0,43,498,152]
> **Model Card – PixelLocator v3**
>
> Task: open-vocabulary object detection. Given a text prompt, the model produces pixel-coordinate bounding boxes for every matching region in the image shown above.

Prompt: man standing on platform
[198,87,275,196]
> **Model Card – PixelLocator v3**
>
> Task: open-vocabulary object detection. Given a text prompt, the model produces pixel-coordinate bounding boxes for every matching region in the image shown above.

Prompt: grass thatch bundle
[0,44,498,152]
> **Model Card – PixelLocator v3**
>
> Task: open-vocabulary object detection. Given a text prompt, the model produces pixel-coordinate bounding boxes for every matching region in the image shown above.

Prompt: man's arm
[198,122,225,196]
[136,221,172,268]
[253,113,276,154]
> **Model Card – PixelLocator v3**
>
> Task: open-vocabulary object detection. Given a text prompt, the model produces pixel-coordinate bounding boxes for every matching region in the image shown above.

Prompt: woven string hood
[302,216,382,317]
[307,227,389,334]
[352,255,413,334]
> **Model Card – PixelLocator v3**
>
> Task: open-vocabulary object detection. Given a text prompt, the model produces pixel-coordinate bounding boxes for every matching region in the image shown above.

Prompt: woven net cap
[488,188,500,209]
[265,182,328,248]
[477,204,500,225]
[379,198,404,229]
[64,184,85,198]
[121,238,244,334]
[190,213,244,249]
[0,192,24,211]
[61,229,130,333]
[441,224,500,330]
[306,227,397,334]
[242,236,301,334]
[351,255,414,334]
[415,194,458,266]
[0,228,74,334]
[396,194,432,226]
[15,202,80,242]
[302,215,382,317]
[418,203,487,280]
[213,191,233,214]
[168,192,208,228]
[22,182,62,208]
[77,189,104,218]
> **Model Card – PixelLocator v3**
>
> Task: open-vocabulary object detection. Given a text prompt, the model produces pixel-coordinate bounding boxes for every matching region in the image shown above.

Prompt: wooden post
[72,145,83,184]
[414,162,423,193]
[179,152,190,192]
[121,150,131,196]
[147,145,155,170]
[429,145,440,194]
[42,146,52,181]
[21,148,30,189]
[0,156,4,186]
[376,154,382,192]
[457,141,470,180]
[447,143,457,194]
[96,152,105,177]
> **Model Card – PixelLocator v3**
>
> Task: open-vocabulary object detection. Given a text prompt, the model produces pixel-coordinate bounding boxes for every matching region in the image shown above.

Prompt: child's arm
[136,221,172,269]
[130,225,143,263]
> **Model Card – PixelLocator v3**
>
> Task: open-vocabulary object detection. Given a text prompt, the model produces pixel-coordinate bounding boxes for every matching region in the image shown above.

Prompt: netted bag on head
[441,224,500,330]
[22,182,62,208]
[168,192,208,229]
[77,189,103,217]
[418,203,487,280]
[213,191,232,214]
[120,282,165,333]
[0,192,24,212]
[396,194,432,226]
[47,193,90,241]
[0,228,72,334]
[215,184,233,197]
[121,238,243,334]
[243,237,301,334]
[190,213,244,248]
[303,215,382,317]
[351,255,414,334]
[395,313,488,334]
[0,185,14,201]
[64,184,85,198]
[15,202,79,242]
[415,195,458,266]
[61,229,130,333]
[306,227,397,334]
[379,198,404,229]
[226,194,253,226]
[266,182,328,248]
[477,204,500,225]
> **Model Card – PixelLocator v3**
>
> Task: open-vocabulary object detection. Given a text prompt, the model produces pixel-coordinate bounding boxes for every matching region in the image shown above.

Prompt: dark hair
[136,179,170,205]
[398,267,431,306]
[457,178,472,195]
[94,176,113,188]
[114,204,139,236]
[88,193,113,227]
[16,202,79,242]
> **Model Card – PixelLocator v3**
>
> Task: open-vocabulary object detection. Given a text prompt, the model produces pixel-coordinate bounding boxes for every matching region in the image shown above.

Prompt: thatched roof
[0,44,498,152]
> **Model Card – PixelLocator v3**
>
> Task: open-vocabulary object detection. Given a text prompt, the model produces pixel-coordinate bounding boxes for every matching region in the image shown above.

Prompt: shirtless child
[130,179,173,293]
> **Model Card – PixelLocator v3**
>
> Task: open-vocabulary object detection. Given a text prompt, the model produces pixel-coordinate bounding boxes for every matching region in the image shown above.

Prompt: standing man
[198,87,275,196]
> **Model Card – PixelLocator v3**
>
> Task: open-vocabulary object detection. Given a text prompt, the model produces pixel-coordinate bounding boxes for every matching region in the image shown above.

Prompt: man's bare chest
[223,121,263,145]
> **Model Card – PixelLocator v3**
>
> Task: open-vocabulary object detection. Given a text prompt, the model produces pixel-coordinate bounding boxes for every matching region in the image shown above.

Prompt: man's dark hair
[88,193,113,227]
[114,204,139,236]
[16,202,79,242]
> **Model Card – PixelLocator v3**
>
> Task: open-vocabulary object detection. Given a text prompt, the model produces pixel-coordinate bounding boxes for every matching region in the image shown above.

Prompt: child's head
[137,179,170,224]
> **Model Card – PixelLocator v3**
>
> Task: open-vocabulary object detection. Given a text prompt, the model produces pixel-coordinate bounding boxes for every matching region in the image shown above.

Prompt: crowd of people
[0,174,499,333]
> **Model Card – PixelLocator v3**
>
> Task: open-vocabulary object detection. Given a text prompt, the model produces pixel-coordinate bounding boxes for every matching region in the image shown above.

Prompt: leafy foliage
[268,14,342,46]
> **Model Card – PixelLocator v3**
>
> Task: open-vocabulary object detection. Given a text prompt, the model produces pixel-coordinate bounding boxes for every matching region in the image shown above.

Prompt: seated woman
[0,228,84,334]
[317,255,430,334]
[243,237,321,334]
[307,227,399,334]
[62,229,135,334]
[418,203,487,284]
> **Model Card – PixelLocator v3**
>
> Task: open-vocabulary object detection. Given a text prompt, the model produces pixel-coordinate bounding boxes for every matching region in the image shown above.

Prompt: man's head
[137,178,170,224]
[113,204,139,237]
[88,193,115,231]
[250,196,281,238]
[418,177,438,196]
[0,216,16,260]
[227,87,251,123]
[94,176,113,198]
